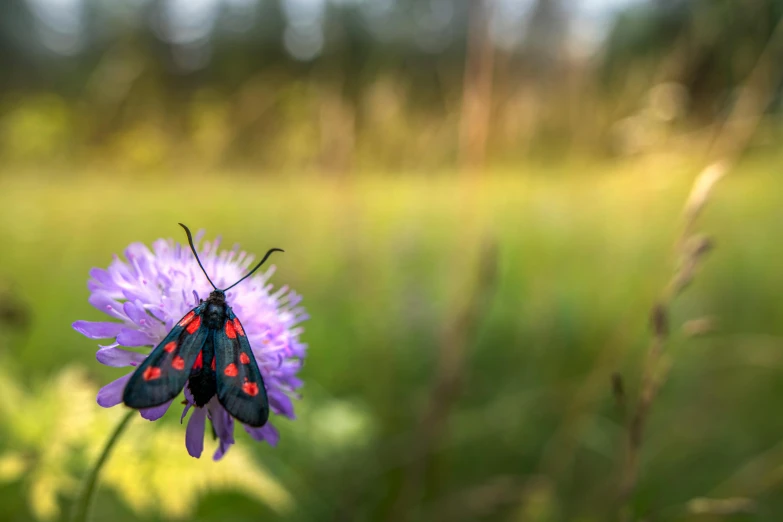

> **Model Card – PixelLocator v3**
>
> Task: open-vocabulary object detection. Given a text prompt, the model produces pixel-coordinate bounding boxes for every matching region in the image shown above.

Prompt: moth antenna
[223,247,284,292]
[178,223,218,290]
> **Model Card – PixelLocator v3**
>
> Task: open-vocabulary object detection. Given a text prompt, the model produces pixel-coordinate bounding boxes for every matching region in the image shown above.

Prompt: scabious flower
[73,231,307,460]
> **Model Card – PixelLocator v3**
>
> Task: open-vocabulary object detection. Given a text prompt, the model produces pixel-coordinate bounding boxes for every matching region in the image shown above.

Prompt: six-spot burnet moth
[122,223,283,427]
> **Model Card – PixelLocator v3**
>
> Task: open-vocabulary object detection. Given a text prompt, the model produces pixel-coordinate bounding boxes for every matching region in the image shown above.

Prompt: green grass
[1,156,782,521]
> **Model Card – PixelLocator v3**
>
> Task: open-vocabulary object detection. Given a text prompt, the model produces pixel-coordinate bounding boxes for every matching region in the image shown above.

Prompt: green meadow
[1,154,782,521]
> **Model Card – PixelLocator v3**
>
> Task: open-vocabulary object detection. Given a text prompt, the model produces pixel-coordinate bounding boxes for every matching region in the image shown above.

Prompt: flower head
[73,230,307,460]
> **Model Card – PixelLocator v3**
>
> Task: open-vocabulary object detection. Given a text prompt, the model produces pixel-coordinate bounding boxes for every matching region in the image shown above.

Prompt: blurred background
[1,0,783,520]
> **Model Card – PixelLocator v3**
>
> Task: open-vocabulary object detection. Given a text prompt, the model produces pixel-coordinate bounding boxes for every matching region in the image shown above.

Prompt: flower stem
[70,410,135,522]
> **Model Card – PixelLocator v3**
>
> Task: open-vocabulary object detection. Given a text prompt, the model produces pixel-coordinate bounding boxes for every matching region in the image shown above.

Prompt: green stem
[70,410,135,522]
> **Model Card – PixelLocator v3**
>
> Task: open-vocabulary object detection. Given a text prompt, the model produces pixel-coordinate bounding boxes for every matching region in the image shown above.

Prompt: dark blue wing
[214,308,269,427]
[123,305,209,409]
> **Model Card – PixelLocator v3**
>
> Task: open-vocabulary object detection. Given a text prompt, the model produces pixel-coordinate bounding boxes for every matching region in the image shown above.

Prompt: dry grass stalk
[687,497,756,516]
[387,238,499,522]
[611,372,626,417]
[681,316,716,338]
[459,0,495,176]
[618,14,783,516]
[617,164,721,513]
[423,475,524,521]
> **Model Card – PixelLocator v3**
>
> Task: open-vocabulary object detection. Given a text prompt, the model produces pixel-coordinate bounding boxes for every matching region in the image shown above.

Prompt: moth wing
[214,310,269,427]
[123,307,209,409]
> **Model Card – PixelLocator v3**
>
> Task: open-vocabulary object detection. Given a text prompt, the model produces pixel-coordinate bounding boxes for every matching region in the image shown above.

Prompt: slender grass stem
[70,411,135,522]
[617,15,783,518]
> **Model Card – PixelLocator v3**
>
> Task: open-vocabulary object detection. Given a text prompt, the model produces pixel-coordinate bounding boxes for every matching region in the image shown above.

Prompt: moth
[122,223,283,427]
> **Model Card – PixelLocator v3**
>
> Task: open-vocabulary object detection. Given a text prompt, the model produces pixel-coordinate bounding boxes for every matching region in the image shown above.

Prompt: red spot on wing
[143,366,161,381]
[211,357,216,370]
[172,356,185,370]
[224,363,238,377]
[233,318,245,336]
[164,341,177,353]
[239,352,251,364]
[225,320,237,339]
[242,381,259,396]
[186,315,201,334]
[192,351,203,370]
[178,311,195,327]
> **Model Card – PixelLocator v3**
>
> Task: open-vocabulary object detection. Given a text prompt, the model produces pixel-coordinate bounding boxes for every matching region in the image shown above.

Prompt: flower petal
[97,374,132,407]
[96,346,146,367]
[244,423,280,446]
[108,258,135,285]
[116,328,155,347]
[285,375,304,390]
[140,400,172,421]
[89,267,115,288]
[88,292,125,320]
[180,401,192,423]
[186,407,207,458]
[73,321,124,339]
[125,242,153,265]
[213,439,231,461]
[209,402,235,461]
[147,306,169,323]
[268,390,295,418]
[121,287,154,305]
[210,404,235,444]
[123,300,151,327]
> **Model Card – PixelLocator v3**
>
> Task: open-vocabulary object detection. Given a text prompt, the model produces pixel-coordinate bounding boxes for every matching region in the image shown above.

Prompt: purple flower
[74,231,307,460]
